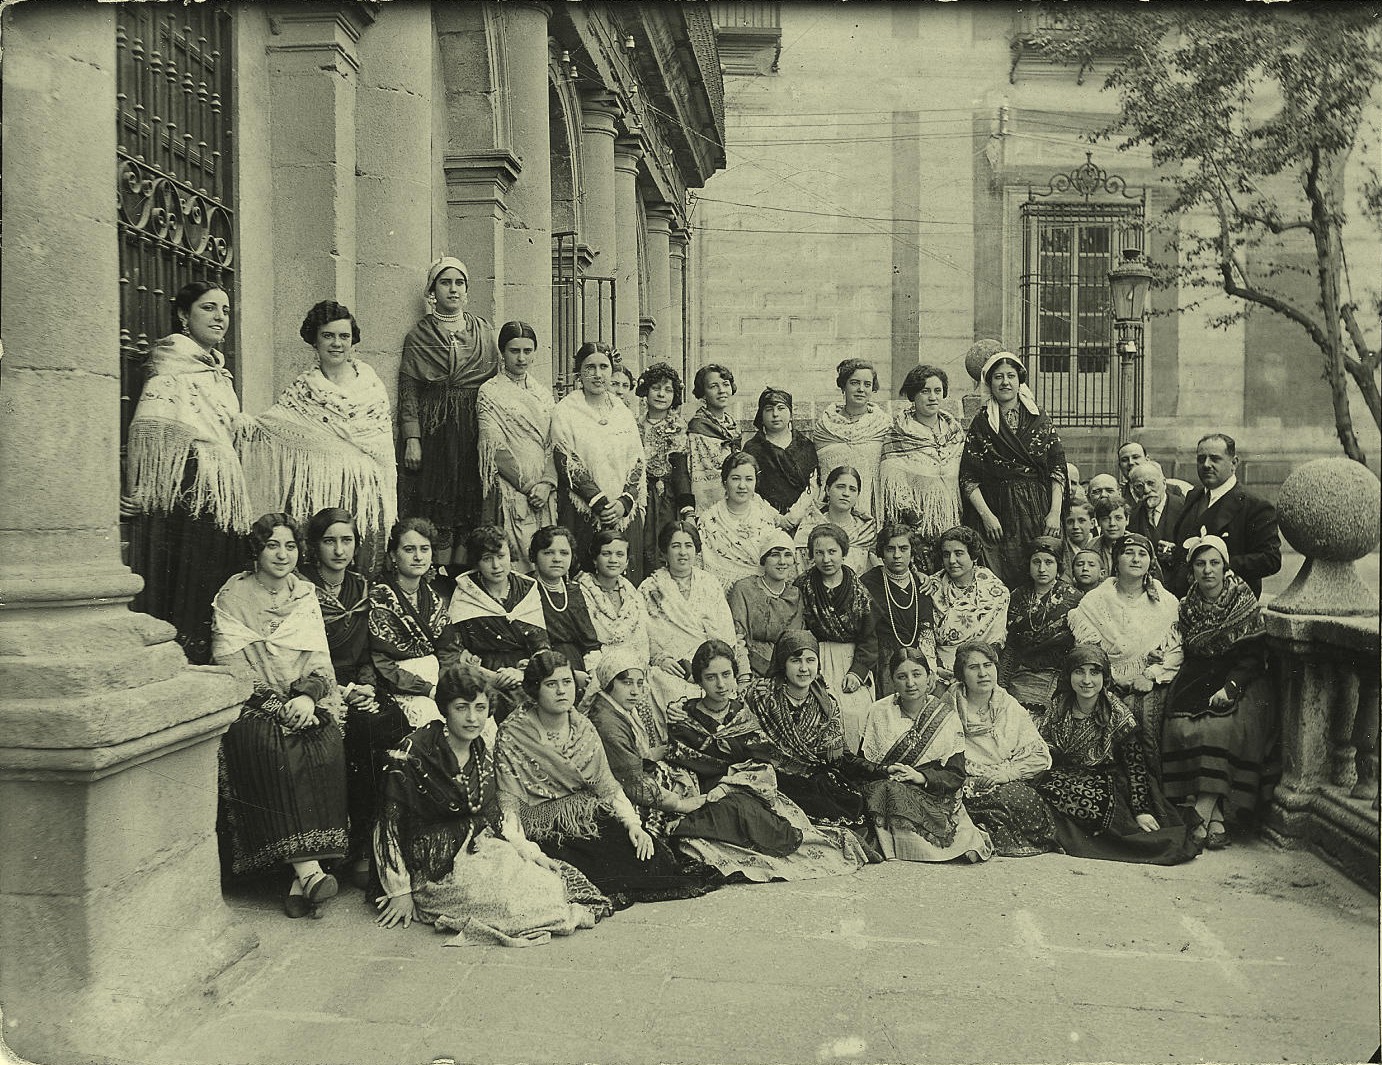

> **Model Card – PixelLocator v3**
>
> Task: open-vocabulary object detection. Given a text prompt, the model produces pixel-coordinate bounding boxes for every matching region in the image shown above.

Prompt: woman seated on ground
[1161,535,1276,851]
[948,640,1056,858]
[1034,644,1200,865]
[641,519,750,711]
[528,525,602,686]
[301,507,410,887]
[794,465,879,577]
[213,513,349,918]
[726,528,805,679]
[575,528,651,666]
[494,651,719,908]
[859,648,993,863]
[1068,532,1182,769]
[369,517,462,728]
[860,516,938,698]
[796,522,880,754]
[742,630,888,841]
[373,665,611,944]
[447,524,550,721]
[926,525,1010,677]
[1000,536,1082,714]
[698,450,786,589]
[666,641,875,880]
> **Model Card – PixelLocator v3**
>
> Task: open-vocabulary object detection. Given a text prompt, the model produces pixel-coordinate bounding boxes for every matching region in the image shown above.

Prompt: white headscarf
[980,351,1041,432]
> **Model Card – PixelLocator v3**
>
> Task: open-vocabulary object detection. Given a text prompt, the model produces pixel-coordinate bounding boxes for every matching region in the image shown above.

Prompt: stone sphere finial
[1271,457,1380,616]
[964,339,1006,386]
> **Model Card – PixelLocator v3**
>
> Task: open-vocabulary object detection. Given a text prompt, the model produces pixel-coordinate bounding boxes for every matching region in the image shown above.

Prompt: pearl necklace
[756,576,788,599]
[538,578,569,614]
[880,571,921,649]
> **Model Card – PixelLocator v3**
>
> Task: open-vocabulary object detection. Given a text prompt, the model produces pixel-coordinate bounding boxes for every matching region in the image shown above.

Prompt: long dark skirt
[557,495,647,587]
[536,812,720,910]
[965,780,1057,857]
[343,694,412,861]
[129,498,246,666]
[1162,678,1279,822]
[415,386,484,551]
[776,767,868,828]
[642,474,680,579]
[967,477,1052,589]
[219,705,349,877]
[1036,765,1200,866]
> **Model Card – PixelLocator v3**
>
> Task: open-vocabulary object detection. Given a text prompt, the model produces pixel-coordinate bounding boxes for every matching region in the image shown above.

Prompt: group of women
[123,268,1277,942]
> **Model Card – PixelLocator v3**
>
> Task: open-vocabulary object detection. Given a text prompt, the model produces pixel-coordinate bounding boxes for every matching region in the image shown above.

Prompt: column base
[1264,782,1380,893]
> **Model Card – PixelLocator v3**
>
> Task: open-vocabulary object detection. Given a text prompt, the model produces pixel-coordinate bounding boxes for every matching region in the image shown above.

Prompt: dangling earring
[180,319,190,335]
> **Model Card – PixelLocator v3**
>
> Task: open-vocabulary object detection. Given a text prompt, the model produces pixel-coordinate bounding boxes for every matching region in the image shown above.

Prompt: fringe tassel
[519,793,606,845]
[128,418,253,533]
[241,419,396,540]
[878,470,961,537]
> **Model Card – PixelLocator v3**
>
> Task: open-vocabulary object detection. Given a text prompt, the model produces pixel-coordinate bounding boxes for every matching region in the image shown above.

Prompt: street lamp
[1107,246,1153,450]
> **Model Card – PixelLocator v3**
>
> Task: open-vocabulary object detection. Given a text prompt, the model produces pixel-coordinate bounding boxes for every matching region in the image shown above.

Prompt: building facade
[0,3,722,1058]
[696,2,1381,490]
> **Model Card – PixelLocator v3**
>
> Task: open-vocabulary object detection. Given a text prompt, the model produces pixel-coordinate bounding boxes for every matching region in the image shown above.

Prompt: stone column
[0,6,251,1060]
[499,0,554,385]
[443,151,523,326]
[613,135,645,363]
[578,90,622,277]
[643,203,675,367]
[353,2,433,406]
[668,226,689,372]
[264,4,372,396]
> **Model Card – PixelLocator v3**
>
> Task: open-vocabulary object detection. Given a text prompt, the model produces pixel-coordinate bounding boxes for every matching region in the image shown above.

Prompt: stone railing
[1261,457,1381,890]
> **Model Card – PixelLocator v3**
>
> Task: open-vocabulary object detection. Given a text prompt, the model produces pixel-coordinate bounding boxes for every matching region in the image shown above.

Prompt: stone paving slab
[132,838,1379,1065]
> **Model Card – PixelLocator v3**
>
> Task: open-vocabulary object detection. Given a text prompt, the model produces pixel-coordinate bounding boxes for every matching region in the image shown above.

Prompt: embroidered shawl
[743,430,818,516]
[1004,581,1082,672]
[211,572,336,700]
[861,692,965,768]
[550,390,647,527]
[369,575,448,661]
[700,496,784,589]
[575,572,651,662]
[1179,571,1264,659]
[1040,688,1140,770]
[811,403,891,513]
[1068,579,1182,688]
[930,567,1011,669]
[399,313,499,433]
[640,567,738,663]
[879,409,964,535]
[242,360,397,541]
[446,571,549,662]
[639,409,690,480]
[796,566,874,645]
[948,684,1051,783]
[666,696,772,760]
[959,403,1066,496]
[127,333,252,532]
[476,372,556,490]
[686,404,742,507]
[743,675,846,773]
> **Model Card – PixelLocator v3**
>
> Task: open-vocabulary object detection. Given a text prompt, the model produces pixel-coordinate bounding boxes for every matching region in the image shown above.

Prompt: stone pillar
[578,90,622,277]
[668,227,689,372]
[444,151,523,326]
[353,2,433,407]
[265,4,372,396]
[643,203,675,367]
[0,6,251,1060]
[613,135,645,362]
[499,0,554,385]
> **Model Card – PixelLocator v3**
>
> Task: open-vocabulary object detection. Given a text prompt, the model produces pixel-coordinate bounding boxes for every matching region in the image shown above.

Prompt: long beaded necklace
[537,577,569,614]
[881,570,921,649]
[443,732,486,815]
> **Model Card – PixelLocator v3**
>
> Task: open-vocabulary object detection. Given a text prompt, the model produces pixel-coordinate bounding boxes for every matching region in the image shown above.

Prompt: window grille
[552,231,616,397]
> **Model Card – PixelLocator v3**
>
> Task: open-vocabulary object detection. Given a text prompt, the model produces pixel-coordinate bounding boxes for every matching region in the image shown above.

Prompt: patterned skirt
[964,780,1057,857]
[1162,677,1279,820]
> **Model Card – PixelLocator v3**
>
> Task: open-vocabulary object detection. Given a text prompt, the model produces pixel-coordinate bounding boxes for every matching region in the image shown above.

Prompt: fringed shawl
[641,567,738,662]
[879,409,964,535]
[744,676,845,773]
[369,576,448,661]
[1040,689,1140,770]
[931,567,1011,669]
[811,403,891,512]
[639,409,690,480]
[377,721,501,885]
[949,684,1051,782]
[796,566,874,645]
[1068,579,1182,689]
[959,403,1066,494]
[399,313,499,432]
[494,704,625,841]
[861,693,965,768]
[550,390,647,527]
[127,333,252,533]
[699,497,784,589]
[242,360,397,541]
[1179,572,1264,659]
[686,404,742,506]
[476,372,555,490]
[211,572,336,698]
[575,572,651,662]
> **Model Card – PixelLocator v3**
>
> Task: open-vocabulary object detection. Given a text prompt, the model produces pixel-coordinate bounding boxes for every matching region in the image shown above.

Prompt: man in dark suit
[1168,433,1281,597]
[1127,459,1188,574]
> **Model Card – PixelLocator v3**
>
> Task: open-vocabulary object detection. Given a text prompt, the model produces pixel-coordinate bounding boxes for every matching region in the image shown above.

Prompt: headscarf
[1178,535,1263,658]
[980,350,1041,432]
[594,643,648,693]
[753,386,794,430]
[1024,535,1067,578]
[1110,532,1162,597]
[769,628,820,679]
[757,527,795,565]
[425,256,469,294]
[1040,642,1140,768]
[1185,534,1231,568]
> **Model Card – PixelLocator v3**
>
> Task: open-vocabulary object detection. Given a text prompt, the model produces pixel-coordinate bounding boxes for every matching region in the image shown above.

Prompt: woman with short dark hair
[812,358,891,518]
[244,299,396,571]
[528,525,602,679]
[635,363,695,578]
[686,362,742,509]
[879,363,964,549]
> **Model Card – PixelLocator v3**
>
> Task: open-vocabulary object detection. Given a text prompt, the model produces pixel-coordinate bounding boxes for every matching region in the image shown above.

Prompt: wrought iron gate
[552,231,616,396]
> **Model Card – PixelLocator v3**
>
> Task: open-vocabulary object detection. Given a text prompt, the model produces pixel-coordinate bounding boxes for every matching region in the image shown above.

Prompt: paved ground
[129,836,1378,1065]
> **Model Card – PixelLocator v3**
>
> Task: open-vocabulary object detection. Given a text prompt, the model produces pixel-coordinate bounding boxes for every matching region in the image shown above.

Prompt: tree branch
[1341,302,1379,370]
[1218,262,1332,352]
[1236,210,1317,235]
